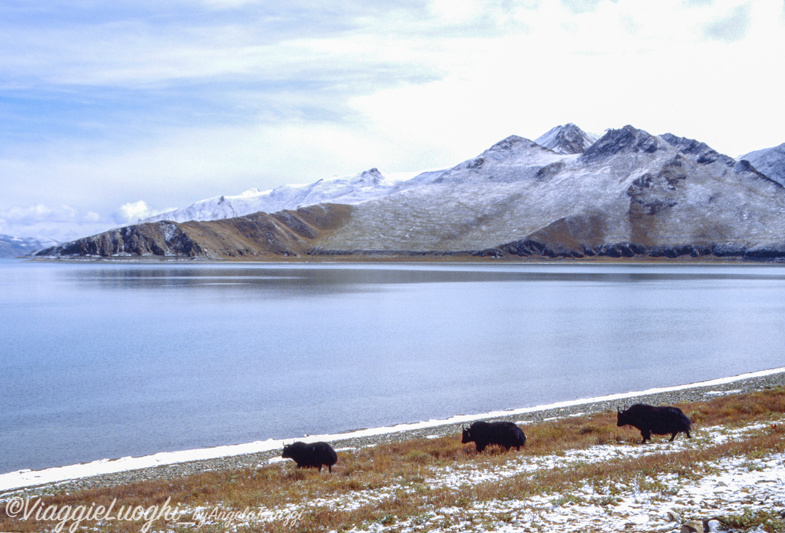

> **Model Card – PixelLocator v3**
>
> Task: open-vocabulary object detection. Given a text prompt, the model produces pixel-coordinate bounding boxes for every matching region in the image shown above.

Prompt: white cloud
[113,200,169,225]
[427,0,484,25]
[0,204,79,224]
[1,0,784,242]
[0,203,112,242]
[703,2,753,41]
[350,0,785,157]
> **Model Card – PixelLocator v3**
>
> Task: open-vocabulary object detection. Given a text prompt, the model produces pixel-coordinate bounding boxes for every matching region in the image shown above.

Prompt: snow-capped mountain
[143,124,599,226]
[140,168,438,225]
[741,143,785,186]
[36,124,785,261]
[535,123,598,154]
[0,234,58,258]
[313,125,785,256]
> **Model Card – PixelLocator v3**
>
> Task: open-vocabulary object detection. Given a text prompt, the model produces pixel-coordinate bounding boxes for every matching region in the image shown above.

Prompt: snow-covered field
[221,420,784,533]
[359,424,784,533]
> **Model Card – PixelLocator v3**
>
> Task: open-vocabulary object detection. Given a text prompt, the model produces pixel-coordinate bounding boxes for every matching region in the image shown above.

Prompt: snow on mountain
[741,142,785,186]
[535,123,598,154]
[141,168,438,225]
[0,234,58,258]
[36,124,785,260]
[143,125,599,226]
[317,124,785,254]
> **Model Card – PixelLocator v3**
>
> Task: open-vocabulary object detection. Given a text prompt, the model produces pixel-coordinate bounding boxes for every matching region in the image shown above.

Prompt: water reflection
[65,262,785,294]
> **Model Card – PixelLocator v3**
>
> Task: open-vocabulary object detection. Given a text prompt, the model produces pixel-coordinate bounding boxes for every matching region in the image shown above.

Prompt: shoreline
[2,366,784,496]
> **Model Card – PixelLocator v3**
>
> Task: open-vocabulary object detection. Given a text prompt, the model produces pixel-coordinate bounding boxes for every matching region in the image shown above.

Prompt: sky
[1,0,784,242]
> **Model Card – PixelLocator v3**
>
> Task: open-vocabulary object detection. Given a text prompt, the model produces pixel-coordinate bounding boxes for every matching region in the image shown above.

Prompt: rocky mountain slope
[741,143,785,187]
[35,124,785,261]
[36,204,351,258]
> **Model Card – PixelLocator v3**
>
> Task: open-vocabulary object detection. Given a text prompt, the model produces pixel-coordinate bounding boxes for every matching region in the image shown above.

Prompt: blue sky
[1,0,783,241]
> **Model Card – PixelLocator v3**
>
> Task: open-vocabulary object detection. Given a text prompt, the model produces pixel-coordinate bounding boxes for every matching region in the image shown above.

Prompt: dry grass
[2,387,783,532]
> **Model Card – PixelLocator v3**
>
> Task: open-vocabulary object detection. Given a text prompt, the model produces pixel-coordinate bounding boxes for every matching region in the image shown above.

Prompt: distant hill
[35,124,785,261]
[1,234,58,258]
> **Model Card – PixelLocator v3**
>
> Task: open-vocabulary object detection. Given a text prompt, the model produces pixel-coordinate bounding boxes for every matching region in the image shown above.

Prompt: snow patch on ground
[166,419,784,532]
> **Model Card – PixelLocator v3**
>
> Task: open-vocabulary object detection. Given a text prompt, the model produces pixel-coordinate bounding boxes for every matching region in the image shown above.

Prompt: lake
[2,259,785,475]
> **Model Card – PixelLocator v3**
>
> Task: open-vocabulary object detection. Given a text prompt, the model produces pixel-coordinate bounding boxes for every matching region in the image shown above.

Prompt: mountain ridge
[741,143,785,186]
[34,124,785,261]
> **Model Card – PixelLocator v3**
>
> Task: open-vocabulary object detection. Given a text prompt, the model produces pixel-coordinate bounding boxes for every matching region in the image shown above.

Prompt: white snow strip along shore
[1,367,783,493]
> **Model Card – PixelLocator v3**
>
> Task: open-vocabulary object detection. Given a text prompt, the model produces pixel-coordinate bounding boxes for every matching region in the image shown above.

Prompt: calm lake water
[2,259,785,474]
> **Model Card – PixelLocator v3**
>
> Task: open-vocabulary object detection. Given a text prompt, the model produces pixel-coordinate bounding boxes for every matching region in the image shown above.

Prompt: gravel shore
[8,368,785,497]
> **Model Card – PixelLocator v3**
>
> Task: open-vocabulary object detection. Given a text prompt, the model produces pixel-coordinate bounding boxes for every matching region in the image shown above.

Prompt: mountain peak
[352,168,384,187]
[486,135,542,153]
[580,125,660,163]
[453,134,559,173]
[535,123,597,154]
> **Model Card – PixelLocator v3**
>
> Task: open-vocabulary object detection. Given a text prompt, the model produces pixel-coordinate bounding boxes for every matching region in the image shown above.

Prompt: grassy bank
[2,387,784,532]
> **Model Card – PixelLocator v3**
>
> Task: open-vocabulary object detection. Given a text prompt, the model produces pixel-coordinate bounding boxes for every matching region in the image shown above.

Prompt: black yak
[617,403,692,443]
[461,421,527,452]
[281,441,338,472]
